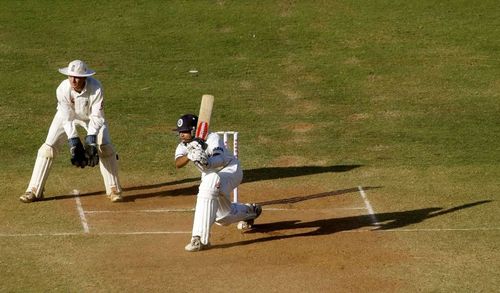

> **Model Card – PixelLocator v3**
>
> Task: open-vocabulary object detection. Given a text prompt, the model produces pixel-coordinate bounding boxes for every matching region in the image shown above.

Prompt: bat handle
[192,138,207,150]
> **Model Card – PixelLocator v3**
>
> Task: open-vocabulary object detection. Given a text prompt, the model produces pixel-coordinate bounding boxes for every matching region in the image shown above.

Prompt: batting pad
[216,196,255,226]
[192,187,219,245]
[27,144,54,197]
[98,144,121,195]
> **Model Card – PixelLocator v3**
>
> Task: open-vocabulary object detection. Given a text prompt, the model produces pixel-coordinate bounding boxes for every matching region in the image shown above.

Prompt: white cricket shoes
[237,203,262,230]
[109,192,123,202]
[108,187,123,202]
[185,236,210,252]
[19,190,43,203]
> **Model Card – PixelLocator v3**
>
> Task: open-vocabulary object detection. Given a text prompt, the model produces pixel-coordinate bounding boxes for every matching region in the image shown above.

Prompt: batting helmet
[175,114,198,134]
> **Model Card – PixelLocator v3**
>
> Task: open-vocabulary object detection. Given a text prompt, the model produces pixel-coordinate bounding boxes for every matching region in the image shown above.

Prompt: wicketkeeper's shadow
[211,200,491,250]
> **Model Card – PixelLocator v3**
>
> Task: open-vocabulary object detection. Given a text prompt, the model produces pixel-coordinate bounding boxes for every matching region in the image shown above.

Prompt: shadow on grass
[243,165,362,183]
[121,164,363,202]
[257,186,379,206]
[212,200,492,250]
[42,164,361,201]
[39,177,201,201]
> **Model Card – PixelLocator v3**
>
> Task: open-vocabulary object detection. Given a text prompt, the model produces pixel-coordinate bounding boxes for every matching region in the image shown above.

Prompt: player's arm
[175,155,190,168]
[87,81,105,136]
[56,81,87,167]
[85,82,104,168]
[56,81,78,139]
[203,133,226,169]
[174,143,190,169]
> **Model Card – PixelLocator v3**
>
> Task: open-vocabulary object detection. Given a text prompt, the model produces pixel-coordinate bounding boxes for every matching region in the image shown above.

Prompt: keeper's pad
[98,144,121,195]
[27,144,55,197]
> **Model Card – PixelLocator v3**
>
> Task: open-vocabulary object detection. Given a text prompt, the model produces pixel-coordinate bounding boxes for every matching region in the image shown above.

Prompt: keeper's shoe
[19,190,43,203]
[185,236,210,252]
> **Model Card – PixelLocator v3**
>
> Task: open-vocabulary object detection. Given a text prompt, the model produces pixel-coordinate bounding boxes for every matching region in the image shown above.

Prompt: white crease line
[263,207,366,211]
[85,208,194,214]
[1,227,498,238]
[83,207,366,214]
[97,231,191,235]
[358,186,380,226]
[342,227,500,233]
[0,232,82,237]
[74,196,90,233]
[0,231,190,237]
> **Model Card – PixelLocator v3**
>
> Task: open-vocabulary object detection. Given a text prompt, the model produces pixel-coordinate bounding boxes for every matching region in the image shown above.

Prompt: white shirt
[56,77,105,138]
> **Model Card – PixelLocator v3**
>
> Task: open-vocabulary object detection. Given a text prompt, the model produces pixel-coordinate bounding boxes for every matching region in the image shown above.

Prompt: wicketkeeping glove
[85,135,99,167]
[69,137,87,168]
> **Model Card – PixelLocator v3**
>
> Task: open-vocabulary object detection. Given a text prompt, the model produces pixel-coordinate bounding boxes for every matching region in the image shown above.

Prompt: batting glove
[187,148,209,170]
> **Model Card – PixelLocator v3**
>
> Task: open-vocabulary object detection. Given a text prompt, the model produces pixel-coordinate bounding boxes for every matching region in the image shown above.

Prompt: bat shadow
[211,200,492,250]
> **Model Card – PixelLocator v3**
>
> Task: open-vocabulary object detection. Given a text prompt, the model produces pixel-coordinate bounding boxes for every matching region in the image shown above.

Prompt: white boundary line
[74,195,90,233]
[358,186,380,227]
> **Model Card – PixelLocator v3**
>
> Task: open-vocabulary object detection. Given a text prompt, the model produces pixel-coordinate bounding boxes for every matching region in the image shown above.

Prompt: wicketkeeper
[174,114,262,252]
[20,60,123,203]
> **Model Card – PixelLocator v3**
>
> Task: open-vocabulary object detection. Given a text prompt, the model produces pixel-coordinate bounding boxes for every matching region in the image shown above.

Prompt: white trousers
[192,161,255,244]
[25,111,121,196]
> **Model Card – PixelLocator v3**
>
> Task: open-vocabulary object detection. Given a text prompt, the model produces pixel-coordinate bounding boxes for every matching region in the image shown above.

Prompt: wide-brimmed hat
[58,60,95,77]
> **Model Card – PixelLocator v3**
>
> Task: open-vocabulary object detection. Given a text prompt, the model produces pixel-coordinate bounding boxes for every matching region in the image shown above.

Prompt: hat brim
[58,67,96,77]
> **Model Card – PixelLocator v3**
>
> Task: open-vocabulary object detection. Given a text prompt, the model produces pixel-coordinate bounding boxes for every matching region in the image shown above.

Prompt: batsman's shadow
[43,164,362,201]
[121,164,362,201]
[257,186,380,206]
[212,200,492,250]
[243,164,362,183]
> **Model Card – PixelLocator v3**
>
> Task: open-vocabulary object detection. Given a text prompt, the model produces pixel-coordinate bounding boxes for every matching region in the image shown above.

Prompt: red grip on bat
[196,121,209,140]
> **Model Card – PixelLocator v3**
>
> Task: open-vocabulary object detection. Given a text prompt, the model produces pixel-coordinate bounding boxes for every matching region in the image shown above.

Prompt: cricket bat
[195,94,214,141]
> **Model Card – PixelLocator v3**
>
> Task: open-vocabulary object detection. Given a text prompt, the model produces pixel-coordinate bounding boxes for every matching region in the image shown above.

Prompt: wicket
[216,131,239,203]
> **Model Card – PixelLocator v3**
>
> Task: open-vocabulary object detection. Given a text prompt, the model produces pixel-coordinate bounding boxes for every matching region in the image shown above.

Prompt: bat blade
[195,94,214,140]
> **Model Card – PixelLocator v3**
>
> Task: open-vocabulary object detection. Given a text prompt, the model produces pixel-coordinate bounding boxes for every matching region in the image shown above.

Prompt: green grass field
[1,1,499,292]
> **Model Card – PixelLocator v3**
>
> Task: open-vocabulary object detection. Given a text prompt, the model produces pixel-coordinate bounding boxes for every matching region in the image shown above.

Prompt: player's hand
[69,137,87,168]
[187,148,203,162]
[186,138,206,152]
[85,135,99,167]
[187,148,208,168]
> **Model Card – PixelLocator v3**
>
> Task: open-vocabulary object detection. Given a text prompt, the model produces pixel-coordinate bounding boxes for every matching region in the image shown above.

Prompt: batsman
[173,110,262,252]
[20,60,123,203]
